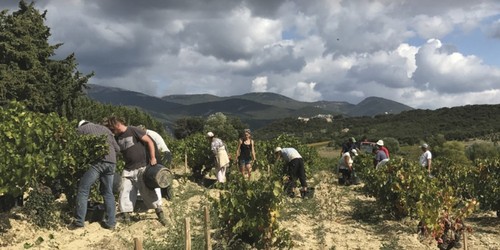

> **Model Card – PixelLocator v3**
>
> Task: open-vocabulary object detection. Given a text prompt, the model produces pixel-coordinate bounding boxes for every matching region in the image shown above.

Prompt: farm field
[1,163,499,250]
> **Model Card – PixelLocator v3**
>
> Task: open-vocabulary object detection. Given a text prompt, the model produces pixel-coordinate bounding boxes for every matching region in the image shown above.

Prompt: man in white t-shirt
[419,143,432,174]
[275,147,308,198]
[138,125,172,166]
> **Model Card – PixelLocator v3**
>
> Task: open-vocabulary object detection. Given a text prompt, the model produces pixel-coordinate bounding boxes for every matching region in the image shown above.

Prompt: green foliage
[23,185,58,229]
[356,154,478,244]
[255,105,500,146]
[0,1,92,117]
[465,142,500,161]
[173,116,204,139]
[432,141,469,164]
[203,112,241,142]
[213,174,292,249]
[473,158,500,213]
[382,137,400,154]
[0,101,107,206]
[171,133,213,180]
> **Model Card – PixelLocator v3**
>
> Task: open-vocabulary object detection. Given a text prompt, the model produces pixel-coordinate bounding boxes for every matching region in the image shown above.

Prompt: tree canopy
[0,1,92,117]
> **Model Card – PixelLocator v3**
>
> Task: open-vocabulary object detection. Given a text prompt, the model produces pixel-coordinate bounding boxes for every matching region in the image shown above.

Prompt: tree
[203,112,239,141]
[0,1,92,117]
[173,116,205,139]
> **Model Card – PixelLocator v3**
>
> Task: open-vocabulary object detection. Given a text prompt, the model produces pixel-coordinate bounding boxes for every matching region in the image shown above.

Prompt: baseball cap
[274,147,282,153]
[206,131,214,137]
[78,120,88,128]
[421,143,429,149]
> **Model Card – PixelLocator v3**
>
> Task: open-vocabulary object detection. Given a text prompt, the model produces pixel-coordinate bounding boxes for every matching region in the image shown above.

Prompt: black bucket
[144,164,173,189]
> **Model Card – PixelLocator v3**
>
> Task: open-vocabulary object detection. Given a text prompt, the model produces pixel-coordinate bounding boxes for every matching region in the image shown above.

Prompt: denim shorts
[239,158,252,166]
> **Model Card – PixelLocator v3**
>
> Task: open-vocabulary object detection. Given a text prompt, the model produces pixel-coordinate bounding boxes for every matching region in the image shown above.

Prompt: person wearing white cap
[376,140,390,159]
[207,132,229,183]
[274,147,308,198]
[338,148,358,185]
[419,143,432,174]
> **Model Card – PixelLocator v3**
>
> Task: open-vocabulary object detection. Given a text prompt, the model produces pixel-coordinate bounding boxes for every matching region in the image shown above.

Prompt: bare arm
[236,139,242,159]
[344,154,351,170]
[427,159,432,174]
[141,134,157,165]
[251,140,256,161]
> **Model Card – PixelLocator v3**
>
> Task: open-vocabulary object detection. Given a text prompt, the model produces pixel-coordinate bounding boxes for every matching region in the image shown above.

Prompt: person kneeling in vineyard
[274,147,308,198]
[338,149,358,185]
[70,120,120,230]
[105,117,167,226]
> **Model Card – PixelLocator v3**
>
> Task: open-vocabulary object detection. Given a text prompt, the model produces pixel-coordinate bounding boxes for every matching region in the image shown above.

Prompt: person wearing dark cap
[274,147,308,198]
[419,143,432,174]
[341,137,358,156]
[338,149,358,185]
[69,120,120,230]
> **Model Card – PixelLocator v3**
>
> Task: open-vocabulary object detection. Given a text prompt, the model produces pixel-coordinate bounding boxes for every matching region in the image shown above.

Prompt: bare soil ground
[1,167,499,250]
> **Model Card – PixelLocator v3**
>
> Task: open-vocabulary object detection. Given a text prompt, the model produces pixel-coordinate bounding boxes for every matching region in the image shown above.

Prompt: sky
[2,0,500,109]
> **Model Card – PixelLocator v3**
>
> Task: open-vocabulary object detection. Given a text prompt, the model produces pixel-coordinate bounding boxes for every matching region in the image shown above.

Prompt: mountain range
[86,84,414,128]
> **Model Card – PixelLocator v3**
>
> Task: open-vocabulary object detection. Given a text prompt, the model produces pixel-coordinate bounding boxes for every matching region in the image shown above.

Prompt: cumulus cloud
[281,81,322,102]
[487,19,500,38]
[1,0,500,109]
[251,76,268,92]
[412,39,500,94]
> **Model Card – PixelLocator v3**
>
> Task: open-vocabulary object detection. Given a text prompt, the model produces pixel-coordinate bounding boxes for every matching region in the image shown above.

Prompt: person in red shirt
[376,140,390,158]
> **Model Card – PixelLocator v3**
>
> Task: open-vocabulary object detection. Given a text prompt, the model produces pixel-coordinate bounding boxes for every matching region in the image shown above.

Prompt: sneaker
[300,190,308,199]
[117,213,131,224]
[100,221,116,230]
[67,222,84,230]
[156,210,167,226]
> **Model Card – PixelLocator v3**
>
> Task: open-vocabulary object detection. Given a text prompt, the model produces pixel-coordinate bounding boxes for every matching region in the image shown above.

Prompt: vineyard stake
[185,217,191,250]
[463,230,468,250]
[185,151,188,181]
[204,206,212,250]
[134,237,143,250]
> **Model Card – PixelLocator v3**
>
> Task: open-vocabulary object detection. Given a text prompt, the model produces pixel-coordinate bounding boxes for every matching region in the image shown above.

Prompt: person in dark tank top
[235,129,256,179]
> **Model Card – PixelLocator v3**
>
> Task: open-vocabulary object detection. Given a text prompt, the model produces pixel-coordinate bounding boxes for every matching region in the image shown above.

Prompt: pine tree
[0,1,92,117]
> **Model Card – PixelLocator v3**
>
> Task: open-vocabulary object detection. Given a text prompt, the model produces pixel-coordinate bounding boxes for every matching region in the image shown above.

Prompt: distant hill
[86,84,414,128]
[347,96,414,116]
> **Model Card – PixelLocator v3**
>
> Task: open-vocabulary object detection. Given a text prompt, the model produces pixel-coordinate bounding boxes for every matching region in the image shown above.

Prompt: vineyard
[1,100,499,249]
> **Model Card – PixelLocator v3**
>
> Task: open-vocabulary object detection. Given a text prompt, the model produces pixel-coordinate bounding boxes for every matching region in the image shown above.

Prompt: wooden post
[185,217,191,250]
[134,237,143,250]
[204,206,212,250]
[185,152,188,175]
[463,230,468,250]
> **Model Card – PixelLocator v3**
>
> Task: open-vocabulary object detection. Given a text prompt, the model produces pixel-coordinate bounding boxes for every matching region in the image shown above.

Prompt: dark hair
[105,116,126,128]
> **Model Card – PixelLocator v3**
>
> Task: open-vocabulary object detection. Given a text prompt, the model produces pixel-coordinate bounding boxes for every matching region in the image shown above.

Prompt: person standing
[138,125,172,166]
[207,132,230,183]
[138,125,173,202]
[235,129,256,179]
[70,120,120,230]
[105,117,167,226]
[419,143,432,175]
[338,149,358,185]
[274,147,308,198]
[341,137,358,156]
